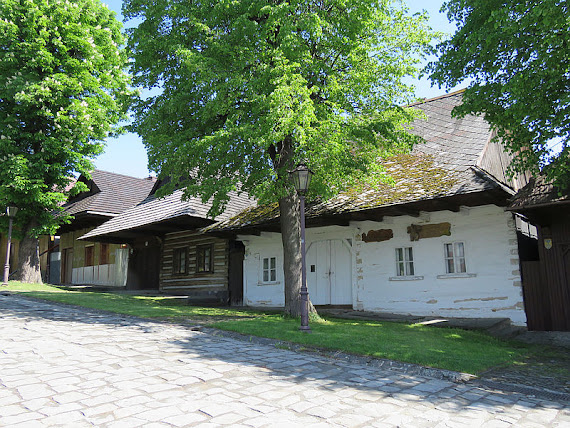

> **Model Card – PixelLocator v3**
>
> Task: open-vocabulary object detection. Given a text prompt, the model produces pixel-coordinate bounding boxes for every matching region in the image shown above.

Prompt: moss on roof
[205,153,459,233]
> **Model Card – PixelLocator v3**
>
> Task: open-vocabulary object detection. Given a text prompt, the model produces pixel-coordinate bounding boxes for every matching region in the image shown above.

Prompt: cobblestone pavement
[1,295,568,427]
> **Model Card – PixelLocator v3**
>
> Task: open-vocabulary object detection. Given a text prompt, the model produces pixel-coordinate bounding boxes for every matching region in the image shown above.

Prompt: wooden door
[521,261,551,331]
[330,240,352,304]
[307,240,352,305]
[558,244,570,331]
[138,246,160,290]
[228,241,245,306]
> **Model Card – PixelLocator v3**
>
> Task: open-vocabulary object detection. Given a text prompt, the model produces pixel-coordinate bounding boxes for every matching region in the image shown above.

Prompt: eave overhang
[205,188,511,237]
[77,214,215,243]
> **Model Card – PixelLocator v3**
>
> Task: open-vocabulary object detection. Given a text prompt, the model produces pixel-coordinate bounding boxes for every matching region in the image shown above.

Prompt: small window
[196,245,214,273]
[444,242,466,273]
[85,246,94,267]
[395,247,414,276]
[172,248,187,275]
[262,257,276,282]
[100,243,109,265]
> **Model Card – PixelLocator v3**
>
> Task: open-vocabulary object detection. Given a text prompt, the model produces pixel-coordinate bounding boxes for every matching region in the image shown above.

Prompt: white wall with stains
[239,204,527,326]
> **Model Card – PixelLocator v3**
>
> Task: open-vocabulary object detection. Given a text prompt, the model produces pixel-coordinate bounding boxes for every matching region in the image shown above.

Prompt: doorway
[228,241,245,306]
[306,239,352,305]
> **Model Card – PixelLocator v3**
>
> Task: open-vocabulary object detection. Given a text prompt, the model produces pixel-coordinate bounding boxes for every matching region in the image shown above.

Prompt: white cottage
[206,91,530,326]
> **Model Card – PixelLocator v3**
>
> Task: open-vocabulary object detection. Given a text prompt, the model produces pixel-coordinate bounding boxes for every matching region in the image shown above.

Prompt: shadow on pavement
[2,293,568,414]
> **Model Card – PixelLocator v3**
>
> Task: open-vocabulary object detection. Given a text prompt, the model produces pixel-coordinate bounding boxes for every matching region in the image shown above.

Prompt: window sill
[257,281,281,286]
[437,273,477,279]
[389,275,424,281]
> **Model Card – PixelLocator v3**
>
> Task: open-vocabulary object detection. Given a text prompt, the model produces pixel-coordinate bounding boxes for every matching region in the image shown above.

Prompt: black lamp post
[2,206,18,285]
[289,163,313,332]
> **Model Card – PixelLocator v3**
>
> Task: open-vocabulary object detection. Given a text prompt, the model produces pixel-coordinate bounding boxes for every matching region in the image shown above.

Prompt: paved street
[0,295,568,427]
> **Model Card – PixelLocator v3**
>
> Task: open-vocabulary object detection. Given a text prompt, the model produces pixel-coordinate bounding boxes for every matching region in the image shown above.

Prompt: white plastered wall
[239,204,526,326]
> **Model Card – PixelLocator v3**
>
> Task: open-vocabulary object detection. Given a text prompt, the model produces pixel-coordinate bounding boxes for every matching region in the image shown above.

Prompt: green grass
[213,315,532,374]
[2,282,268,321]
[3,281,536,374]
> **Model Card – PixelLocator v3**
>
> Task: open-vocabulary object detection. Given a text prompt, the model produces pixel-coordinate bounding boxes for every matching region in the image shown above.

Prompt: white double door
[306,239,352,305]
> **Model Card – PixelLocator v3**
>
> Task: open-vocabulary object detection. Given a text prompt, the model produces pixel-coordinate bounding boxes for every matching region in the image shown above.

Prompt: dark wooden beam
[204,231,239,239]
[307,216,351,228]
[349,210,384,222]
[141,224,185,234]
[431,199,462,212]
[79,235,135,245]
[389,206,421,217]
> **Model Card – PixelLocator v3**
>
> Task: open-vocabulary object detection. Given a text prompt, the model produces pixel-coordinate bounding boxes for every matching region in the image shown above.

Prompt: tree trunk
[279,193,317,316]
[273,136,317,317]
[279,192,302,316]
[15,222,42,284]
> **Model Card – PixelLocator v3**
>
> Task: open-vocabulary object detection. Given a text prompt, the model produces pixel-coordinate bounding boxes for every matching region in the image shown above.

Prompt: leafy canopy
[428,0,570,186]
[125,0,433,214]
[0,0,132,236]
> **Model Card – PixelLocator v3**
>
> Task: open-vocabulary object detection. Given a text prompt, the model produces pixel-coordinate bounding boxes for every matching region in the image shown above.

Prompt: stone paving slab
[0,295,568,427]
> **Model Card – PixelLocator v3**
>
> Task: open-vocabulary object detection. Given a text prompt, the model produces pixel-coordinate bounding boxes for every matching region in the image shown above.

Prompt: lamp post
[2,206,18,285]
[289,163,313,332]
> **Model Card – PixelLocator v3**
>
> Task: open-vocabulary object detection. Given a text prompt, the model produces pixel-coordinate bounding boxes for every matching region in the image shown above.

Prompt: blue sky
[95,0,463,178]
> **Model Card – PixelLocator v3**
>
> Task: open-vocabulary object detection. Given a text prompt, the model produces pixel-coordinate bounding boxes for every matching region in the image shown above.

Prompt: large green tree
[125,0,432,315]
[0,0,132,282]
[428,0,570,186]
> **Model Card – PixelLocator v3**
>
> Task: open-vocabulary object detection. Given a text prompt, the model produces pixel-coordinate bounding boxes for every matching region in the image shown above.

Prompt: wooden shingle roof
[61,170,156,217]
[509,175,570,211]
[79,188,255,241]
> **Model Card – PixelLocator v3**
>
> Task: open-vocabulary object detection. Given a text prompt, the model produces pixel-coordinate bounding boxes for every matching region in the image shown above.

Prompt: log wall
[160,230,229,302]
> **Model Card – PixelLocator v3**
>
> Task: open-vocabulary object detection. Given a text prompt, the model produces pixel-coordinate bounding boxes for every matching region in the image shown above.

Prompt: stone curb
[196,328,570,402]
[473,379,570,402]
[201,327,475,383]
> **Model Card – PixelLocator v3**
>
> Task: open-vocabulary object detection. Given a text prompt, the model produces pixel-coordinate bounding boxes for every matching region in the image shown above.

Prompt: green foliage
[0,0,133,237]
[428,0,570,187]
[124,0,434,213]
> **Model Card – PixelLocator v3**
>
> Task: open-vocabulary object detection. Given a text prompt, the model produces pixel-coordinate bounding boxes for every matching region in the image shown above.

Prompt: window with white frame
[444,242,466,274]
[395,247,414,276]
[262,257,276,282]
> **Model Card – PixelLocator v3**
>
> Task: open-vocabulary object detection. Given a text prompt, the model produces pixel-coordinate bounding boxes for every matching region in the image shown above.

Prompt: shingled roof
[205,90,516,234]
[60,170,156,219]
[410,91,491,172]
[79,187,255,242]
[509,175,570,211]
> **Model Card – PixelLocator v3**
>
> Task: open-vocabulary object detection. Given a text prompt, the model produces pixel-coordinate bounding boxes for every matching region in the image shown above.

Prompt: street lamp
[2,206,18,285]
[289,163,313,332]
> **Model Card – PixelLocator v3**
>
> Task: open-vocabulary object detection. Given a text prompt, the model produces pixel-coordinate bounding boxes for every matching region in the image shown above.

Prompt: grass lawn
[213,315,533,374]
[3,281,539,375]
[2,282,268,321]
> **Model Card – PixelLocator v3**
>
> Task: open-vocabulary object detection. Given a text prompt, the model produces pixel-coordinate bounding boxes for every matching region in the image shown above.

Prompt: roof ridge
[92,169,155,182]
[407,88,466,108]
